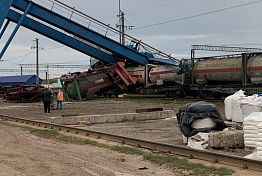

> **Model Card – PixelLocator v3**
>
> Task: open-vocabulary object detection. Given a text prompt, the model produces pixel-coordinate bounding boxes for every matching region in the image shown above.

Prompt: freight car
[5,85,44,102]
[60,62,137,100]
[133,52,262,99]
[61,52,262,100]
[188,52,262,98]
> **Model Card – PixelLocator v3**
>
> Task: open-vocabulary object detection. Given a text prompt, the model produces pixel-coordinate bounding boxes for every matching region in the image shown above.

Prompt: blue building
[0,75,42,87]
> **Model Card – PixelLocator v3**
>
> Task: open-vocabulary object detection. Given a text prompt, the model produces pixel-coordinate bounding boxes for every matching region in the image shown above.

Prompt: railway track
[1,114,261,172]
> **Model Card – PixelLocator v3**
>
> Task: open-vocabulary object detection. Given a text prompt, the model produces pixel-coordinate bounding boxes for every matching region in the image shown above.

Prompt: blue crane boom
[0,0,178,66]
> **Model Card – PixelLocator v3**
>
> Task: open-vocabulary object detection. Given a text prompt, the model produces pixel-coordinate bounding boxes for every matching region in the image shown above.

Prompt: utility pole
[117,0,133,45]
[118,0,121,44]
[120,11,125,45]
[117,11,134,45]
[31,38,39,84]
[31,38,43,85]
[35,38,39,82]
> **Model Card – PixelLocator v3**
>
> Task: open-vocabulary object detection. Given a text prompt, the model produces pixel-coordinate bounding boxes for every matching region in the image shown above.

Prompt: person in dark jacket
[42,88,52,113]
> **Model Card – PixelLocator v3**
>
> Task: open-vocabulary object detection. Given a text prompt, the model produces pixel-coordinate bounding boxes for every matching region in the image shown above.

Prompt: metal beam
[6,10,117,63]
[11,0,149,65]
[0,1,32,59]
[0,20,10,39]
[73,79,82,101]
[0,0,13,30]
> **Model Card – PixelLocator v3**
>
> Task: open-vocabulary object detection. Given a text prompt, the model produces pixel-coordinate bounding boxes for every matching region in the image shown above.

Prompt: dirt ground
[0,98,244,155]
[0,122,176,176]
[0,98,219,147]
[1,120,261,176]
[0,98,225,120]
[0,98,261,176]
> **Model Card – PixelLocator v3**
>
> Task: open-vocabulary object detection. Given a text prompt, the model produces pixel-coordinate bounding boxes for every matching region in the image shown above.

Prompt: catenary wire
[134,0,262,30]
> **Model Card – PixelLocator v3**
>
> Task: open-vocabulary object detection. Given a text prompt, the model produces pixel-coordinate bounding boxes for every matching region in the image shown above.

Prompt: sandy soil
[0,122,176,176]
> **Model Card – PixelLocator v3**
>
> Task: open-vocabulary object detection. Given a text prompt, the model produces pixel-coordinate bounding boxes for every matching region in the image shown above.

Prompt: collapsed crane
[0,0,182,100]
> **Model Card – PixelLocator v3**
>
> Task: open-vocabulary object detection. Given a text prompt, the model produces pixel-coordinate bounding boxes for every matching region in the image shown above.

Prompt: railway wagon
[124,52,262,99]
[188,52,262,99]
[60,62,137,101]
[61,52,262,100]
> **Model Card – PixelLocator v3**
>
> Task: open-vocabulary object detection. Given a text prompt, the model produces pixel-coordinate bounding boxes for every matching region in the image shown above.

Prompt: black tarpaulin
[177,101,227,137]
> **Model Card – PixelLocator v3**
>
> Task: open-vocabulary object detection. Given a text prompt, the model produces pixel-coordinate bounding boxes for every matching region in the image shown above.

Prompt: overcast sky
[1,0,262,78]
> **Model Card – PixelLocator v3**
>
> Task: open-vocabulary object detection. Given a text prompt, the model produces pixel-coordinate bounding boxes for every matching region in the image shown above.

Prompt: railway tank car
[124,52,262,98]
[188,52,262,99]
[126,65,183,85]
[60,52,262,100]
[60,62,138,100]
[62,72,115,100]
[193,54,262,84]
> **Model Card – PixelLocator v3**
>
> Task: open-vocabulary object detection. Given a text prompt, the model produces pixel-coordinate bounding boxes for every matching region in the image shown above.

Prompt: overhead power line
[134,0,262,30]
[128,0,183,15]
[3,51,34,60]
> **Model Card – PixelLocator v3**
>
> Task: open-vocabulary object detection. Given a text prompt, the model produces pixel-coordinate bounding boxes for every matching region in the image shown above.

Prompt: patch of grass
[0,121,34,131]
[1,121,234,176]
[30,129,59,138]
[57,135,109,148]
[110,145,144,155]
[144,154,233,176]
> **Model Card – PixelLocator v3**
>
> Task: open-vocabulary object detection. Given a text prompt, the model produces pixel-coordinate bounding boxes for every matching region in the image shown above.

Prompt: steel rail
[1,114,261,172]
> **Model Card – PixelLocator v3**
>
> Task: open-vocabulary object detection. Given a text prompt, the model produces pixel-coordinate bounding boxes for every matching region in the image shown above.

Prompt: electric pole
[117,10,134,45]
[120,11,125,44]
[118,0,121,43]
[31,38,43,84]
[36,38,39,81]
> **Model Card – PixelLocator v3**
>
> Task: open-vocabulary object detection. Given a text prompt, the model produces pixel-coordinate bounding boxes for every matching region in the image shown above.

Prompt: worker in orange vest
[57,89,64,110]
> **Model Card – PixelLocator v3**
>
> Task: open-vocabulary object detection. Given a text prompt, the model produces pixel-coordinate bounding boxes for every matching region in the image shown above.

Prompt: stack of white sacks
[257,123,262,159]
[225,90,262,123]
[225,90,262,159]
[243,112,262,148]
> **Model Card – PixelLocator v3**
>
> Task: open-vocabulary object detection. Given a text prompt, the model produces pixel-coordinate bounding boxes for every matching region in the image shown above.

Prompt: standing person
[42,88,52,113]
[57,89,64,110]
